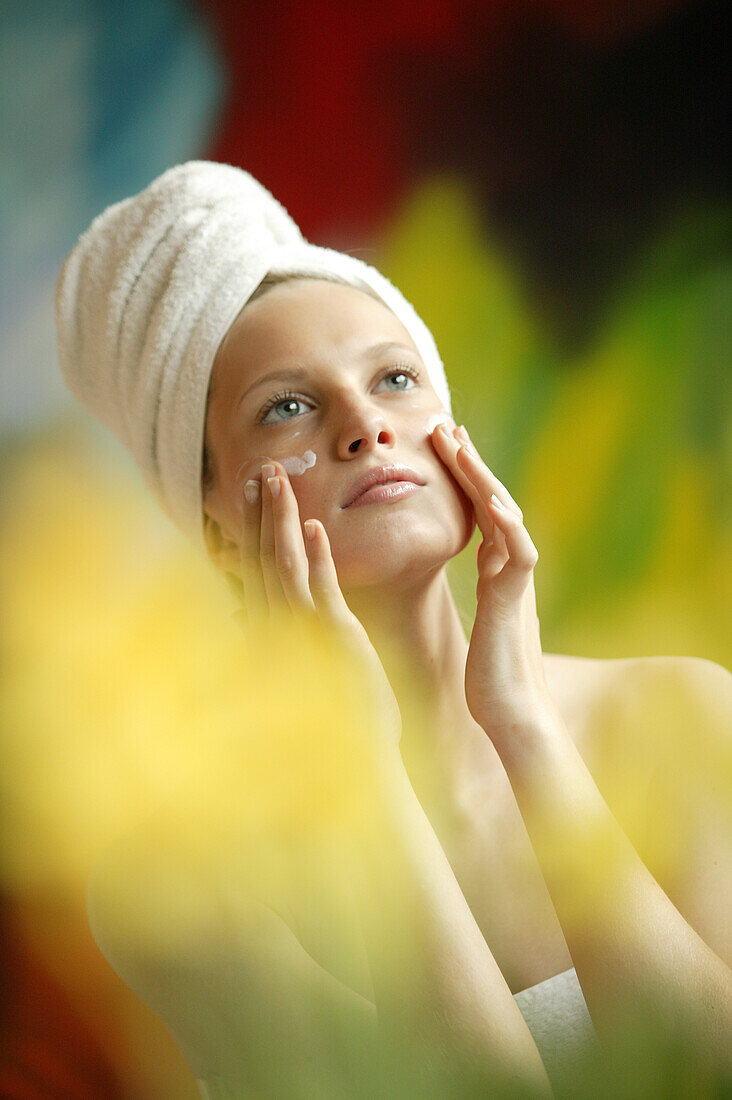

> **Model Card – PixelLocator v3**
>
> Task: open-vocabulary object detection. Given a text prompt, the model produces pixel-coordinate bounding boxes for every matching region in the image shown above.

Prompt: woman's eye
[377,367,420,392]
[260,393,311,424]
[258,365,420,424]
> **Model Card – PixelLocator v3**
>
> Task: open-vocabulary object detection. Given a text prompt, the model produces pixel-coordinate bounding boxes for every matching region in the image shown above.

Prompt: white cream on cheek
[232,404,447,512]
[233,449,317,511]
[281,414,448,470]
[234,400,442,490]
[234,448,316,482]
[280,449,317,475]
[425,410,455,435]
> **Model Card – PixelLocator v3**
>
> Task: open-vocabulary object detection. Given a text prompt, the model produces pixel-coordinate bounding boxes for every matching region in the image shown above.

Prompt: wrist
[482,696,571,777]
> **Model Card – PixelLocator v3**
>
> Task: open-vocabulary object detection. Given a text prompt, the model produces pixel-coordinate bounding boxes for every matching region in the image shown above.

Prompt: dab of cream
[425,411,454,435]
[281,449,317,475]
[234,449,316,484]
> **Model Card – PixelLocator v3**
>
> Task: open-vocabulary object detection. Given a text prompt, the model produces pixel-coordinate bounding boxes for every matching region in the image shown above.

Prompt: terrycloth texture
[55,161,451,552]
[514,966,598,1087]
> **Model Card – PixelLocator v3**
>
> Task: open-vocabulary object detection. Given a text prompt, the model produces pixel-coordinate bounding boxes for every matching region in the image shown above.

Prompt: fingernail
[262,463,275,481]
[456,425,470,444]
[304,520,317,541]
[267,476,280,500]
[490,493,505,510]
[244,480,259,505]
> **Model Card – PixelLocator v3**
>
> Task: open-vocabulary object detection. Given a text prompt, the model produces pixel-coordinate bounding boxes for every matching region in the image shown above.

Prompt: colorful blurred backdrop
[1,1,729,1096]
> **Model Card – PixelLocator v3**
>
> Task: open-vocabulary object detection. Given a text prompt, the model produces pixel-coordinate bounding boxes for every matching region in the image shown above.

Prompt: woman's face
[203,279,475,590]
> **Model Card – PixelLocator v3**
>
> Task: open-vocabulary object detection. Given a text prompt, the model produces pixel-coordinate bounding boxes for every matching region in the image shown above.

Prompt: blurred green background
[1,1,729,1096]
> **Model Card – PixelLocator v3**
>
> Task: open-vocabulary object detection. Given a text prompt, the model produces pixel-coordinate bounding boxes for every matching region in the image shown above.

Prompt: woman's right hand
[229,462,553,1094]
[237,458,402,749]
[235,458,410,997]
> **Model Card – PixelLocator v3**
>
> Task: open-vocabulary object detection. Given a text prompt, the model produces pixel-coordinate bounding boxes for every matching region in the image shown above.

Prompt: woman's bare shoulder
[542,651,732,965]
[543,648,731,685]
[542,651,732,754]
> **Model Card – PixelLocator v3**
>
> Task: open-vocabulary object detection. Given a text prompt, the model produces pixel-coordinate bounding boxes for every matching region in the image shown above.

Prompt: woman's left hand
[432,422,558,747]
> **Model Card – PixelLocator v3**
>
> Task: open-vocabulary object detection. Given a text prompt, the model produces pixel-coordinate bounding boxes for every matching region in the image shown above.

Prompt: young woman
[57,163,731,1098]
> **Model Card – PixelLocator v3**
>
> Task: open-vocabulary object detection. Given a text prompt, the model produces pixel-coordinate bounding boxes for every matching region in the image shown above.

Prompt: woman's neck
[344,571,491,820]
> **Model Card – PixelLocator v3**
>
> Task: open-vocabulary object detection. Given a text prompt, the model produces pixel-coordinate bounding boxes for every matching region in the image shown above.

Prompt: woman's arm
[582,655,732,971]
[234,461,552,1095]
[431,422,732,1080]
[87,837,381,1096]
[494,695,732,1073]
[87,772,552,1098]
[350,750,553,1096]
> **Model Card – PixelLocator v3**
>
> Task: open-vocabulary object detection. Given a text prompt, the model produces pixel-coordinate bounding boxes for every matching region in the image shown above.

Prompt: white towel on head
[54,160,450,551]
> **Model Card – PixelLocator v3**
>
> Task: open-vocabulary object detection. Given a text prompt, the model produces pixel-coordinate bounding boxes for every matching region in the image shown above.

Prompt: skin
[203,280,485,769]
[203,278,474,587]
[162,276,731,1087]
[203,279,513,779]
[200,277,558,1088]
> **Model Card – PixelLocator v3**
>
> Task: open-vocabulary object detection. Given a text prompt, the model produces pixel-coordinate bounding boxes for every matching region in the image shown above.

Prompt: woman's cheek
[231,454,268,510]
[451,476,476,549]
[286,474,322,525]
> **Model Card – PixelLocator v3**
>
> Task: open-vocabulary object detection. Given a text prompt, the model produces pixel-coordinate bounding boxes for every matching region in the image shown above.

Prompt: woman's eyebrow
[362,340,417,359]
[237,342,418,407]
[238,367,309,407]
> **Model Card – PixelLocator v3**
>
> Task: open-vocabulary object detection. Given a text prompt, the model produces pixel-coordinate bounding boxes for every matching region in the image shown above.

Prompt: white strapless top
[196,967,597,1097]
[513,966,597,1084]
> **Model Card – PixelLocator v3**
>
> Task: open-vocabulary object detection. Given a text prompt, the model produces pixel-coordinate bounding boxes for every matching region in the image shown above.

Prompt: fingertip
[243,479,260,506]
[305,519,331,552]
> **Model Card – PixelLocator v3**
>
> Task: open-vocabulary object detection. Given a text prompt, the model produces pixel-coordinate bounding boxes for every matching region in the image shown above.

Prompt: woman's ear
[202,512,241,575]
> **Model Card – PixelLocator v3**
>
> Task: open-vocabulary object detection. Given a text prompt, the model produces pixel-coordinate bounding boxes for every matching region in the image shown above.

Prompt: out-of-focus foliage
[381,177,731,667]
[1,422,413,900]
[1,173,729,1097]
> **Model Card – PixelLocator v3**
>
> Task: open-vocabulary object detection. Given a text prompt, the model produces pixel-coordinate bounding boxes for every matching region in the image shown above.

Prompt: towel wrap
[55,161,451,551]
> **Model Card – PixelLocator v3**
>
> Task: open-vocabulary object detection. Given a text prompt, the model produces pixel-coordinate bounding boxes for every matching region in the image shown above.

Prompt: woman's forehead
[217,279,419,377]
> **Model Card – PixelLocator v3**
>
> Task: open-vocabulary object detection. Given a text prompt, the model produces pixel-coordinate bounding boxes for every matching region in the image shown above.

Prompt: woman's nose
[336,404,395,459]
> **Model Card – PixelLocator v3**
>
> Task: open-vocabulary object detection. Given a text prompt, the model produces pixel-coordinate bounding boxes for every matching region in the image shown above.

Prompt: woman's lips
[341,464,426,508]
[345,481,423,509]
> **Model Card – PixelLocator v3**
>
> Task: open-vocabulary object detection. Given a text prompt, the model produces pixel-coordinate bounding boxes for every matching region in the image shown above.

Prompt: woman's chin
[330,517,468,593]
